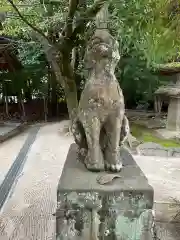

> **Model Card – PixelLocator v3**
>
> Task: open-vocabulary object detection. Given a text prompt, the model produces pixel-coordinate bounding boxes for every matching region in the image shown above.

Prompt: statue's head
[84,29,120,71]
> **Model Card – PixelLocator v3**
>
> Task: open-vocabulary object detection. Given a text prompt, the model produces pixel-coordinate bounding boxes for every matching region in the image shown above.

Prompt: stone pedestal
[167,96,180,131]
[56,144,154,240]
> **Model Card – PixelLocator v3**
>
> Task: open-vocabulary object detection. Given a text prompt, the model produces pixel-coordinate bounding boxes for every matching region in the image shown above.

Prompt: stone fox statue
[72,29,127,172]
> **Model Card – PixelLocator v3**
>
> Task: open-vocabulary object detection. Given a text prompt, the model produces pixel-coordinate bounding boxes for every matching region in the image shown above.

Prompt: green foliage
[1,0,180,109]
[18,41,48,87]
[18,41,45,66]
[33,74,49,98]
[0,0,67,38]
[0,39,48,97]
[111,0,180,65]
[116,54,160,106]
[109,0,180,105]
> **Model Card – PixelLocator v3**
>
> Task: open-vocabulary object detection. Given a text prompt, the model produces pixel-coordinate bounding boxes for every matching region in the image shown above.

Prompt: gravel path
[0,132,28,185]
[0,121,73,240]
[134,155,180,203]
[0,126,40,210]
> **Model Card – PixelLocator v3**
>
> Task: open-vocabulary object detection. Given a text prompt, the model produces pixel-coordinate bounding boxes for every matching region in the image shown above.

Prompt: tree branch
[61,0,107,42]
[35,33,65,87]
[6,0,49,41]
[63,0,79,38]
[55,0,107,56]
[71,0,107,40]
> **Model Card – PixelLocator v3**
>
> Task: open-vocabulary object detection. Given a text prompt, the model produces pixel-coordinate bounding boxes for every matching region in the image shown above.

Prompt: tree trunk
[71,47,77,70]
[43,96,48,122]
[52,57,78,119]
[45,1,78,120]
[25,79,32,102]
[20,98,26,122]
[18,90,26,122]
[5,95,9,119]
[2,81,9,119]
[62,53,78,120]
[50,67,58,117]
[35,35,78,120]
[47,68,51,117]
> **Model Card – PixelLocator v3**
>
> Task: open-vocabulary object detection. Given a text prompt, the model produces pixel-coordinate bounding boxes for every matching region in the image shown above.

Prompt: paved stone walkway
[0,121,72,240]
[0,132,28,184]
[0,126,40,210]
[134,154,180,224]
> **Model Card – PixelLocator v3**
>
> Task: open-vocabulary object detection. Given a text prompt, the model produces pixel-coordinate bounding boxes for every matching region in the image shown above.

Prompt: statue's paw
[85,161,105,172]
[105,163,123,172]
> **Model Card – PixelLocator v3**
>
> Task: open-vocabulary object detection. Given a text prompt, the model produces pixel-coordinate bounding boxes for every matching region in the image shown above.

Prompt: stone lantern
[154,63,180,131]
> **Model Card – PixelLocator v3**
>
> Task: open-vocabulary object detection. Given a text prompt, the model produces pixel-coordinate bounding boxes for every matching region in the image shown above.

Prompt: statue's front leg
[104,111,124,172]
[82,116,104,172]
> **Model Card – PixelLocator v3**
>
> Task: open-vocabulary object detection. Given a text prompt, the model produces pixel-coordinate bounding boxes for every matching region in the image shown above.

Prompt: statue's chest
[83,80,122,100]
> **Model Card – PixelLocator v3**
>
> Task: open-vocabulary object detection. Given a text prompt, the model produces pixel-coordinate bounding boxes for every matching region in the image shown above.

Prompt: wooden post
[20,89,26,122]
[2,80,9,119]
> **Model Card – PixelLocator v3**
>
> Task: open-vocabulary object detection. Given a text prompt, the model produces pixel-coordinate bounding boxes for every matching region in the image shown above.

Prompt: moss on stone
[159,62,180,69]
[130,123,180,148]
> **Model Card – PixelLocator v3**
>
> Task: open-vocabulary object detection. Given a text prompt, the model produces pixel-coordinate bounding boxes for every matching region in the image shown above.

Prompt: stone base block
[55,144,154,240]
[167,97,180,131]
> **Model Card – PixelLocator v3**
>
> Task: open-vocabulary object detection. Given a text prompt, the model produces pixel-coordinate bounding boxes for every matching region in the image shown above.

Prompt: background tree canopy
[0,0,179,120]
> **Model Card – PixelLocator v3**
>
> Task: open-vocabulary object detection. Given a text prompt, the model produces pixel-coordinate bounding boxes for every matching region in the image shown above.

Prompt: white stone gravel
[0,121,73,240]
[134,155,180,203]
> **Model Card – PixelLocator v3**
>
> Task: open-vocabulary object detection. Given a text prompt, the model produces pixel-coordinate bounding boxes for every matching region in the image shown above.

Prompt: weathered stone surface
[167,97,180,131]
[56,144,154,239]
[0,122,28,144]
[58,144,152,193]
[156,128,180,140]
[146,118,166,129]
[137,142,169,157]
[171,148,180,157]
[71,29,128,173]
[137,142,180,158]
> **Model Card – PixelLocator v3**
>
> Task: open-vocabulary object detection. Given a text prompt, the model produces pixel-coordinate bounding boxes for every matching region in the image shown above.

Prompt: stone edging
[0,122,29,144]
[136,142,180,158]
